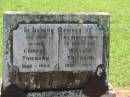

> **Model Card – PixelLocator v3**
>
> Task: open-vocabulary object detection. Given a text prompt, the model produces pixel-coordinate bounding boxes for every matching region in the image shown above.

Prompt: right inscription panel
[59,24,103,71]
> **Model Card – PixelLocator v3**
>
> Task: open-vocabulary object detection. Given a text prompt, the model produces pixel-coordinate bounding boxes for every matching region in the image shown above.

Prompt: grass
[0,0,130,88]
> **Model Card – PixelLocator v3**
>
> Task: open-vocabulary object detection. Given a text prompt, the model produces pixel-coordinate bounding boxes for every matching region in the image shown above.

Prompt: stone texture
[12,24,103,72]
[2,12,110,97]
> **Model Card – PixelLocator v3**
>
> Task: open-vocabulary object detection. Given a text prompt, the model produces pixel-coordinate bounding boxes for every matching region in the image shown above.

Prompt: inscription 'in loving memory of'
[13,24,103,72]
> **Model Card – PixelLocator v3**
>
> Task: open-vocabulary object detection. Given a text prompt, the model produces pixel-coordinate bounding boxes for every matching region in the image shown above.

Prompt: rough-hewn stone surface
[3,12,110,97]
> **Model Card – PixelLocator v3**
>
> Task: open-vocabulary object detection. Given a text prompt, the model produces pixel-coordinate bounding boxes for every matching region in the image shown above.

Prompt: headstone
[2,12,111,97]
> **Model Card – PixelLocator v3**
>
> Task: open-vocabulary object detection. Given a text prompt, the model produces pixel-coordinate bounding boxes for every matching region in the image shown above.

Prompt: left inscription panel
[13,24,58,72]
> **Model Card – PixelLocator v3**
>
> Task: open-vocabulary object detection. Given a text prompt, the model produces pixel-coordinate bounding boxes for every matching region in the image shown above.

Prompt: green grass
[0,0,130,88]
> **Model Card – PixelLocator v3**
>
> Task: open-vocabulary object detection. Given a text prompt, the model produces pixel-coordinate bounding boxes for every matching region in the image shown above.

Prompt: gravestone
[2,12,114,97]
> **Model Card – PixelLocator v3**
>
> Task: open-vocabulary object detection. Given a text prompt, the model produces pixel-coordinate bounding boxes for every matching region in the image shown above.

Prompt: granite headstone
[2,12,110,97]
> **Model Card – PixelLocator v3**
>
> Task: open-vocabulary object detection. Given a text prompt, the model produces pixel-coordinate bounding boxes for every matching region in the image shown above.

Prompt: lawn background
[0,0,130,88]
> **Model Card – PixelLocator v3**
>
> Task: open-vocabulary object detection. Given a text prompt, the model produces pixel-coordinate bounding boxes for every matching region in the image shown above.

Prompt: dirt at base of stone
[116,89,130,97]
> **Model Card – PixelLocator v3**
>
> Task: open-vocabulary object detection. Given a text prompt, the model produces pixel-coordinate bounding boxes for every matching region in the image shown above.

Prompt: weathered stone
[2,12,111,97]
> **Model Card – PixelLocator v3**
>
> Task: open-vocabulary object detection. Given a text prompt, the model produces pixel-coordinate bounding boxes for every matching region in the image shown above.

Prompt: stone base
[0,89,116,97]
[27,89,116,97]
[27,90,82,97]
[27,84,116,97]
[0,83,116,97]
[0,87,116,97]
